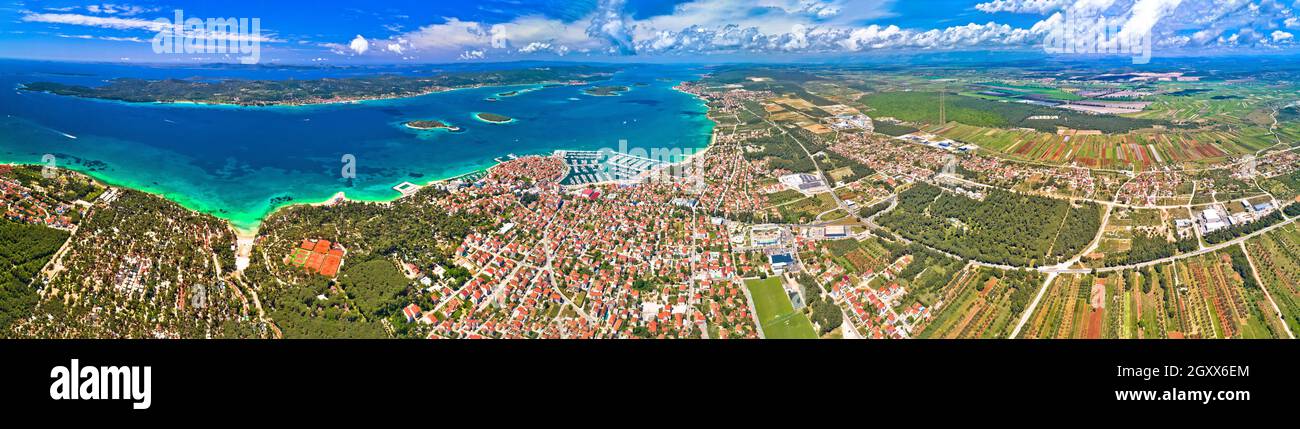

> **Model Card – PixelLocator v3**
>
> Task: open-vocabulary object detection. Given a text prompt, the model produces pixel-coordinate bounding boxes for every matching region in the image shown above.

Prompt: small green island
[475,112,515,123]
[404,119,461,132]
[582,85,630,96]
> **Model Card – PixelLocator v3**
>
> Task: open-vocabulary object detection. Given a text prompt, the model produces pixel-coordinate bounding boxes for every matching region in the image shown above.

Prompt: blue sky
[1,0,1298,63]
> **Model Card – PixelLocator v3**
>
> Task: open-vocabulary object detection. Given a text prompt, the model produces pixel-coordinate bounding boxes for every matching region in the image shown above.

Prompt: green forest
[860,91,1174,133]
[796,273,843,335]
[878,183,1102,266]
[248,187,484,338]
[0,219,69,332]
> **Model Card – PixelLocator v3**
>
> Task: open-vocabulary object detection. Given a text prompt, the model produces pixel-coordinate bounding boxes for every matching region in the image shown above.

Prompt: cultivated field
[917,267,1040,339]
[1245,223,1300,335]
[1022,248,1286,339]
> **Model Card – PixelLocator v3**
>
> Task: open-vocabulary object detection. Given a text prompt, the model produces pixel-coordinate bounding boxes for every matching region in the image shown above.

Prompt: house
[402,304,423,323]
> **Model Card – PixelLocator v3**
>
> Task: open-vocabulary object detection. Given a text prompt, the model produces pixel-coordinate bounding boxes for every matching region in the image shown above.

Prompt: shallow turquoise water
[0,60,713,230]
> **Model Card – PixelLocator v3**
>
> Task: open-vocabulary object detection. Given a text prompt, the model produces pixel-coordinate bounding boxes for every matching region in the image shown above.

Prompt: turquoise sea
[0,60,714,231]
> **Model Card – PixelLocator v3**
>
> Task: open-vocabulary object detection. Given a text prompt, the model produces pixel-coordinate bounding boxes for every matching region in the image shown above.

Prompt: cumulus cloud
[528,42,573,55]
[358,13,596,59]
[1118,0,1184,43]
[981,0,1300,50]
[349,35,369,54]
[1273,29,1295,41]
[402,17,491,51]
[327,0,1300,59]
[587,0,634,54]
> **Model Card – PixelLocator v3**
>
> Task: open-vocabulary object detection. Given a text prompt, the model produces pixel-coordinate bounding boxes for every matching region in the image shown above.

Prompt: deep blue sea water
[0,60,713,230]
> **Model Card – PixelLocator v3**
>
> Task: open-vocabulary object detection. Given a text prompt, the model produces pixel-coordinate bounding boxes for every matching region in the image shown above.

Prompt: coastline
[151,86,445,107]
[3,76,718,239]
[26,81,569,109]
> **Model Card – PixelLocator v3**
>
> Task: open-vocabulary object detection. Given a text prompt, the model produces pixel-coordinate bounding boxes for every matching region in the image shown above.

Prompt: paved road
[1044,213,1297,274]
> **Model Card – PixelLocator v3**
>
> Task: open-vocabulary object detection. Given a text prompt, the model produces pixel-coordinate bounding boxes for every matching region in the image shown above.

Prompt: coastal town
[4,62,1300,341]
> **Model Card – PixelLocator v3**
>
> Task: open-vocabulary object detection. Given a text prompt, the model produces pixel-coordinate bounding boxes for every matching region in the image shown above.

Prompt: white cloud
[1273,29,1295,41]
[975,0,1075,13]
[85,4,155,16]
[402,18,491,51]
[518,41,571,55]
[349,35,369,54]
[588,0,634,54]
[365,13,600,58]
[57,34,147,43]
[328,0,1300,59]
[1118,0,1184,43]
[22,12,169,31]
[21,12,281,43]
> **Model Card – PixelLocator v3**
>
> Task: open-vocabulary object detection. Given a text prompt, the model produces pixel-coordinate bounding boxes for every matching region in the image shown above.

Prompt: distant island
[21,66,616,107]
[583,85,630,96]
[475,112,514,123]
[404,119,461,132]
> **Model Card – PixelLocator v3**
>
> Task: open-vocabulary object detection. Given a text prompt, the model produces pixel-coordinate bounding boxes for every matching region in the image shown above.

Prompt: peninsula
[21,66,616,106]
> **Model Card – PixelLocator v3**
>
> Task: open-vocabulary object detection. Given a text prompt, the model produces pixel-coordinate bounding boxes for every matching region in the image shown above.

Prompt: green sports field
[744,277,817,339]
